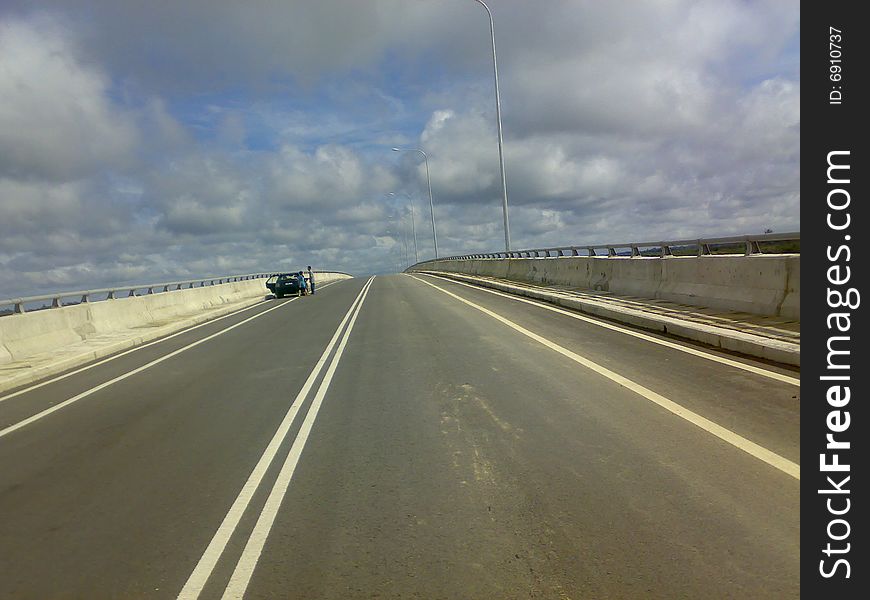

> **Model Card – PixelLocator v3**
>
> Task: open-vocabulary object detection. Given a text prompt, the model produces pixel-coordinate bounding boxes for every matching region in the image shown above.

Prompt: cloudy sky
[0,0,799,296]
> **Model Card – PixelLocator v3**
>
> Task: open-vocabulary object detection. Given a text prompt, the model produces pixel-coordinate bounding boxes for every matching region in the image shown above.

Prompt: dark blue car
[265,273,308,298]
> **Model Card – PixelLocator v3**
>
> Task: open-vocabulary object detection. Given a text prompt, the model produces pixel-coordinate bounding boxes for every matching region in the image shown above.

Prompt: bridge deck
[0,274,799,599]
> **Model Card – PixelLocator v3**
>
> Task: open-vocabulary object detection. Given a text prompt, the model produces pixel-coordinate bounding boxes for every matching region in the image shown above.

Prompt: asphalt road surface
[0,274,800,599]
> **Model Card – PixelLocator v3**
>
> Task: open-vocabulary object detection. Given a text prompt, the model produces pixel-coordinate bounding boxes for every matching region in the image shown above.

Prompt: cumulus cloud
[0,16,137,182]
[0,1,799,296]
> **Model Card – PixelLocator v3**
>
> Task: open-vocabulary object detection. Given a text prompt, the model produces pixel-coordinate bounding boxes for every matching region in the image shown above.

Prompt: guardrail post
[607,247,616,257]
[745,239,761,255]
[128,289,136,297]
[81,294,89,304]
[631,245,640,257]
[14,301,25,314]
[661,244,672,257]
[587,247,596,256]
[51,297,62,308]
[107,291,116,300]
[147,287,154,295]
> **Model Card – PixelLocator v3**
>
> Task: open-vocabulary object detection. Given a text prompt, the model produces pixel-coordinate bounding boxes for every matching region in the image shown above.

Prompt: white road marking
[417,273,800,387]
[410,275,800,481]
[0,280,343,404]
[0,296,305,440]
[176,277,374,600]
[219,276,375,600]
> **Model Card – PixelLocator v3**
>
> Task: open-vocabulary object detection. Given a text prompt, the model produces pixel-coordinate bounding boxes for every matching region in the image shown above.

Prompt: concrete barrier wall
[0,272,352,366]
[412,256,799,320]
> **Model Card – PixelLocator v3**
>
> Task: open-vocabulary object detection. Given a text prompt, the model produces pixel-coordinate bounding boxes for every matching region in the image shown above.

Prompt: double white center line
[178,276,375,600]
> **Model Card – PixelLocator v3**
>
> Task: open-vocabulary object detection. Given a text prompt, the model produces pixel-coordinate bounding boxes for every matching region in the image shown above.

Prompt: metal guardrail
[0,273,276,315]
[413,232,800,264]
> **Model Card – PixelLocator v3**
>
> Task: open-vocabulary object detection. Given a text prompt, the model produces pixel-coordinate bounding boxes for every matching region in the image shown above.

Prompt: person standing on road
[307,266,315,295]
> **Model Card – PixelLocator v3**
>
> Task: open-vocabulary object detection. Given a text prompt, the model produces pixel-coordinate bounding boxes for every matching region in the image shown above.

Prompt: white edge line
[409,274,799,481]
[0,294,308,440]
[219,277,375,600]
[176,276,374,600]
[415,272,800,387]
[0,280,344,403]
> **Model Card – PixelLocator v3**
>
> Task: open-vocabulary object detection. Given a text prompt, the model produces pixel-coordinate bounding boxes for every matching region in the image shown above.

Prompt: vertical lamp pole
[390,192,418,265]
[471,0,511,252]
[393,147,438,258]
[401,220,409,268]
[409,203,419,264]
[388,216,409,271]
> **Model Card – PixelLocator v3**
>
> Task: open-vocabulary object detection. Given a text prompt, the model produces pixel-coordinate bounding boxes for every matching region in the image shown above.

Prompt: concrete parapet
[411,255,799,320]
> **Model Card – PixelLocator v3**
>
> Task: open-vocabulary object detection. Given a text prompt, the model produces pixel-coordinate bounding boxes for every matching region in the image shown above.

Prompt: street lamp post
[390,192,418,265]
[387,216,410,270]
[408,203,419,264]
[470,0,511,252]
[401,222,409,268]
[392,147,438,258]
